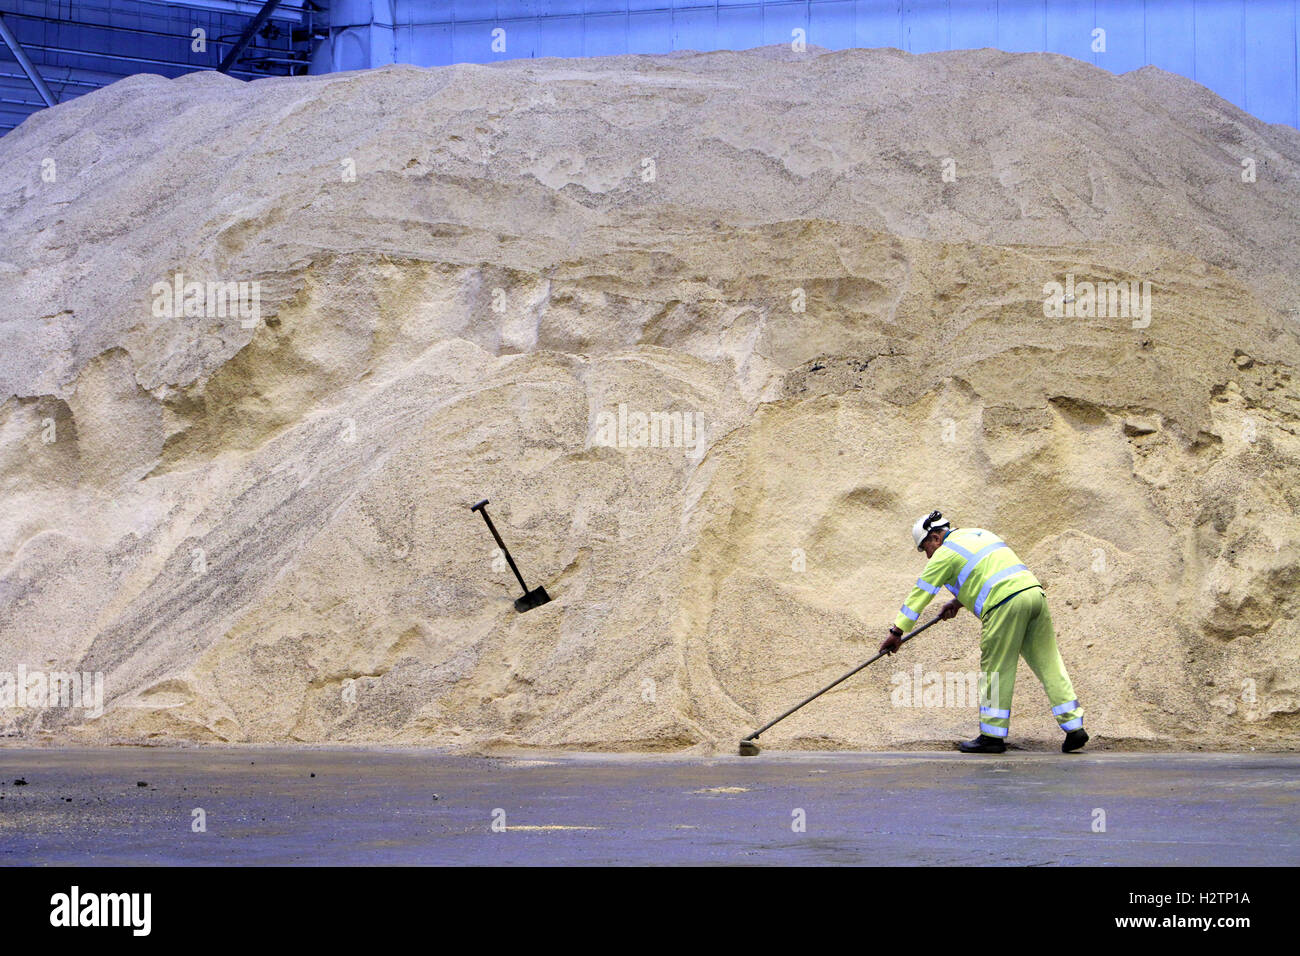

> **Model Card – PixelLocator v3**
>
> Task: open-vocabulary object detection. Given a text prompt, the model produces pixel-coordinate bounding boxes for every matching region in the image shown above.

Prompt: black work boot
[957,734,1006,754]
[1062,728,1089,753]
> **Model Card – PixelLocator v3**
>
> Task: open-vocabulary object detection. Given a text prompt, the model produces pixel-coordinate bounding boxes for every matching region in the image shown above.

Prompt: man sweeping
[879,511,1089,754]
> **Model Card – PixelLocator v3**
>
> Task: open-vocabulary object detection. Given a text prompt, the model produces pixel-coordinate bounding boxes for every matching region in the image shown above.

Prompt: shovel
[470,499,552,613]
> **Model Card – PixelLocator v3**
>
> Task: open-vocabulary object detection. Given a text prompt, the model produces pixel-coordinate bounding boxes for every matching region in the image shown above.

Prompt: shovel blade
[514,586,552,613]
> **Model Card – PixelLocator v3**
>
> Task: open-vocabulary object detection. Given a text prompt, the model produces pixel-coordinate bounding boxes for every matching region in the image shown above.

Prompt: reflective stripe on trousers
[1052,698,1084,730]
[978,585,1082,740]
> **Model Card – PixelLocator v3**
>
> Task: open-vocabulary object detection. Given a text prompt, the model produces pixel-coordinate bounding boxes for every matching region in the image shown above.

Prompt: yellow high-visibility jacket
[893,527,1041,632]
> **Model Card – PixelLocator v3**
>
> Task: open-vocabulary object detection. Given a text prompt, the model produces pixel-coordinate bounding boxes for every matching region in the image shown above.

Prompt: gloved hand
[939,598,962,620]
[879,626,904,655]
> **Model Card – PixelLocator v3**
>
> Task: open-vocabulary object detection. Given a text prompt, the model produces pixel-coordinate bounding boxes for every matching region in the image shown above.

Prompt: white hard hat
[912,510,951,549]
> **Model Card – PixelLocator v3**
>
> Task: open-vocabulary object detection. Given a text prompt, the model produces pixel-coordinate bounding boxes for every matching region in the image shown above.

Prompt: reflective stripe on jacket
[893,528,1040,632]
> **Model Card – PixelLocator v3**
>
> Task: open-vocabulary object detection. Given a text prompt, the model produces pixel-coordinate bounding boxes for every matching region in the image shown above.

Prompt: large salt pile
[0,46,1297,750]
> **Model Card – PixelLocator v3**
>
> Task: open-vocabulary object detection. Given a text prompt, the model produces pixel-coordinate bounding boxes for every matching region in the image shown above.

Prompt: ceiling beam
[217,0,285,73]
[0,13,56,107]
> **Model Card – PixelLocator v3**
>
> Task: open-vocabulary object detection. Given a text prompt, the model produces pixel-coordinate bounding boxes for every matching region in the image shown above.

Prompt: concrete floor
[1,749,1296,865]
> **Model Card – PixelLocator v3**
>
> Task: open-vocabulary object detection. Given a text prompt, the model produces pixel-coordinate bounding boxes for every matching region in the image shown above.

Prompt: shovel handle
[743,612,945,742]
[470,499,531,594]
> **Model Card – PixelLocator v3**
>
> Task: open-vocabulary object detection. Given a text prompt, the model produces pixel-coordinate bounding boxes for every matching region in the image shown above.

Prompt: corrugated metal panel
[313,0,1299,127]
[4,1,1297,133]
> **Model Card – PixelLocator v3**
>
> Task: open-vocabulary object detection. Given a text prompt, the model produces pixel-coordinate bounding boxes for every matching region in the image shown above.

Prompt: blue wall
[322,0,1300,127]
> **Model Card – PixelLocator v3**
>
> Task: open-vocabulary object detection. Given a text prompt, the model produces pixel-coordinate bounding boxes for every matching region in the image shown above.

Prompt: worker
[879,511,1088,754]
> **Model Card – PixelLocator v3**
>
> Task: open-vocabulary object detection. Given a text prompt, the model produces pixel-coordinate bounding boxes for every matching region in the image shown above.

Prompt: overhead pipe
[17,41,264,78]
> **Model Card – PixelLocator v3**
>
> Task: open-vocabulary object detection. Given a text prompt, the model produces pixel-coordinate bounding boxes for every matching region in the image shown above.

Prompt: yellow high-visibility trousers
[976,586,1083,738]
